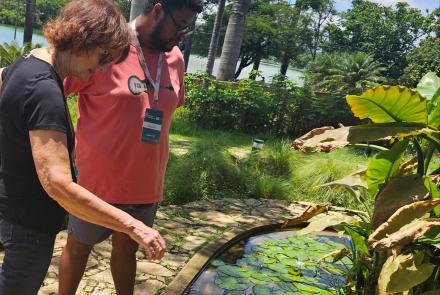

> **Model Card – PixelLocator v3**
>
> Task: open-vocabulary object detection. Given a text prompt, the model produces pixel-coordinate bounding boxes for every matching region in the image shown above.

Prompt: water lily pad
[253,285,273,295]
[217,265,251,278]
[215,276,248,291]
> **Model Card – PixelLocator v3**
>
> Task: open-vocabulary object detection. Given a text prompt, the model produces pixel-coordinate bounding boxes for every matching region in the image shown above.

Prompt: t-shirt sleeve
[24,78,68,133]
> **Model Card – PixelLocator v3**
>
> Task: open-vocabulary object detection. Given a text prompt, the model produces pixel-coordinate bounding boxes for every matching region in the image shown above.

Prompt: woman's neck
[52,49,70,79]
[31,47,70,79]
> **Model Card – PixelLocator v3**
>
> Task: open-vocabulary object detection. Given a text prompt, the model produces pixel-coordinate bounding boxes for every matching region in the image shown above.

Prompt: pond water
[0,24,304,84]
[186,230,352,295]
[0,24,47,46]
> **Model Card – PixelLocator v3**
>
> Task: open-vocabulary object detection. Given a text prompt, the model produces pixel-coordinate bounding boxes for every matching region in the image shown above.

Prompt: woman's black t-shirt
[0,55,75,234]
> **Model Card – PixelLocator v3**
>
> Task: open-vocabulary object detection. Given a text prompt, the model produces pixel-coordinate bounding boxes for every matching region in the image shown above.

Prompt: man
[59,1,203,294]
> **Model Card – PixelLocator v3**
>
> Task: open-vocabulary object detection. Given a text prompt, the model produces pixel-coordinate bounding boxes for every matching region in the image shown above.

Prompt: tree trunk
[23,0,36,44]
[234,58,246,79]
[205,0,226,76]
[183,16,197,72]
[280,53,290,75]
[249,55,261,79]
[130,0,144,21]
[217,0,251,81]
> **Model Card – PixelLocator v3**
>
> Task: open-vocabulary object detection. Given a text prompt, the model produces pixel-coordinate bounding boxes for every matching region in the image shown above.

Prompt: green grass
[165,114,371,209]
[69,101,371,209]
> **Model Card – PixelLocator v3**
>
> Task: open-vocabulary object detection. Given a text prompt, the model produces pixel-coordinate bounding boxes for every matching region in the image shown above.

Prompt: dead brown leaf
[282,203,330,228]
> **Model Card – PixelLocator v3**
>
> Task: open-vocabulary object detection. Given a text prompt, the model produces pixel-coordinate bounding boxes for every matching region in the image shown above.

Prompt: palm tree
[217,0,251,81]
[0,43,40,67]
[23,0,36,44]
[321,52,386,94]
[205,0,226,75]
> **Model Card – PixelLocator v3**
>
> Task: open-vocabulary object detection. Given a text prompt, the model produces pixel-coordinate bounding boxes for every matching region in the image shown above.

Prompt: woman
[0,0,165,294]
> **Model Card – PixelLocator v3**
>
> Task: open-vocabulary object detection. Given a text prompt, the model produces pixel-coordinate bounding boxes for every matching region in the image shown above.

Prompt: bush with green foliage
[400,37,440,87]
[0,42,40,67]
[184,72,315,137]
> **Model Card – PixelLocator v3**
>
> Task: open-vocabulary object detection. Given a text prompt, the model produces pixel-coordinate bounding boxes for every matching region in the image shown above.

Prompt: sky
[334,0,439,12]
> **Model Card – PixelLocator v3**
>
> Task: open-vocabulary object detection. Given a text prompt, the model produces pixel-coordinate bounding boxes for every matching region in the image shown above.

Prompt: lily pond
[186,230,352,295]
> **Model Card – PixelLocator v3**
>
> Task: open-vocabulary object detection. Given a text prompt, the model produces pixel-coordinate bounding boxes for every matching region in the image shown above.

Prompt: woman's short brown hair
[44,0,130,54]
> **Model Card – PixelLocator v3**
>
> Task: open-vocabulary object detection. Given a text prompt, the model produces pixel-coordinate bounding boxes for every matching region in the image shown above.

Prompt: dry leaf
[282,203,330,228]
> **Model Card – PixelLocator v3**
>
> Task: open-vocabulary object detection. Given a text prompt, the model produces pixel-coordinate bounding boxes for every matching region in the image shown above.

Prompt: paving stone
[189,211,240,227]
[87,269,113,282]
[182,235,206,251]
[0,198,330,295]
[38,283,58,295]
[134,280,165,295]
[162,253,188,268]
[137,261,174,277]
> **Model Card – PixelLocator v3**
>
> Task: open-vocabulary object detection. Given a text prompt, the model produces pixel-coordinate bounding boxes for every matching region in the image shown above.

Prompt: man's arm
[0,68,4,92]
[29,129,166,259]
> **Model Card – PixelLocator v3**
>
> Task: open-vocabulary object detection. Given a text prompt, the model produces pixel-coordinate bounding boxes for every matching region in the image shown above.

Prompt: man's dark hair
[143,0,203,15]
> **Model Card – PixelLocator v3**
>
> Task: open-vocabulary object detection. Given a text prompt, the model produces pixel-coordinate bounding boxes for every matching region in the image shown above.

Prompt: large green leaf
[346,85,427,124]
[416,72,440,101]
[344,226,369,256]
[367,139,409,198]
[429,105,440,129]
[379,252,435,293]
[418,226,440,248]
[372,174,428,228]
[416,72,440,129]
[424,177,440,216]
[296,213,358,235]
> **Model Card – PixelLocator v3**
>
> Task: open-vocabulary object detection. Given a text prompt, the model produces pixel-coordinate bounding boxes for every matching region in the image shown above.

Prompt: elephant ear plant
[290,72,440,294]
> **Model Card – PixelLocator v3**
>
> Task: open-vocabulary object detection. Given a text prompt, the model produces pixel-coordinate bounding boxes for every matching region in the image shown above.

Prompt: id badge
[142,108,163,144]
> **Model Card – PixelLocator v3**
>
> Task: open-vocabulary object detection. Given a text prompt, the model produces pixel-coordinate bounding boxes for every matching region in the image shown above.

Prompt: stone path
[0,198,333,295]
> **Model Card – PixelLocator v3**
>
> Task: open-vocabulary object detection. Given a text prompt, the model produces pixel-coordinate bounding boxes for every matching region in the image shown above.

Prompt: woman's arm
[29,129,165,260]
[0,68,4,92]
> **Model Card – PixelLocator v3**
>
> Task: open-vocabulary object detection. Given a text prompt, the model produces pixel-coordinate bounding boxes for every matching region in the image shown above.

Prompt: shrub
[184,72,316,137]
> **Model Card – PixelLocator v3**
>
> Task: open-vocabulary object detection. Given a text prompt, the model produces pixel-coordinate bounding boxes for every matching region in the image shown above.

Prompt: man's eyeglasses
[161,4,193,36]
[98,49,113,67]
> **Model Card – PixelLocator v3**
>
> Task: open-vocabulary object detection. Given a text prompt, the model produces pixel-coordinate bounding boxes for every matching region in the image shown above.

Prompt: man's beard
[150,19,175,52]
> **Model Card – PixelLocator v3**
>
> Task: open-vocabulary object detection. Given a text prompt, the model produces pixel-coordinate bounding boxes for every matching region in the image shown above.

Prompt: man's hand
[128,219,166,260]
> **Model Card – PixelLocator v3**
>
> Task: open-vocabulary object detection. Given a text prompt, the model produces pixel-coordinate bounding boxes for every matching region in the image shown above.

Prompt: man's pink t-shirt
[64,44,185,204]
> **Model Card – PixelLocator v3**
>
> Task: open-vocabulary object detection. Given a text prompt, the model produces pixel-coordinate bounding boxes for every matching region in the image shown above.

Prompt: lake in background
[0,24,304,84]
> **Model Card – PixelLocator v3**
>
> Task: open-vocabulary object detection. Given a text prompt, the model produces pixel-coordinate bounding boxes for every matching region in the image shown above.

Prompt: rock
[189,211,239,227]
[162,253,188,268]
[134,280,165,295]
[182,235,206,251]
[87,269,113,282]
[137,261,174,277]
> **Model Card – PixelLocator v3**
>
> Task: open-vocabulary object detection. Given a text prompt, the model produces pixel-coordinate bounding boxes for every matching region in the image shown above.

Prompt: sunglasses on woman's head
[98,50,113,66]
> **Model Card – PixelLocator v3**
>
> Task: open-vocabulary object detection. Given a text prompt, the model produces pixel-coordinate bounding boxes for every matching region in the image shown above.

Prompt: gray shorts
[67,203,158,246]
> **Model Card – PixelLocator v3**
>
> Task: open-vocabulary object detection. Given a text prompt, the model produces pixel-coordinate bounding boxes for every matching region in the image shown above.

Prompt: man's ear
[152,3,164,21]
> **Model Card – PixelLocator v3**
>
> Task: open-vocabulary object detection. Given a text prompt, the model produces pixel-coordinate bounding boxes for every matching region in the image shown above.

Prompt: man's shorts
[67,203,158,246]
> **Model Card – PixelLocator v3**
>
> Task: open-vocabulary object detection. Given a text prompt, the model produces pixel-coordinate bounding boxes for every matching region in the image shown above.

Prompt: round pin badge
[128,75,149,95]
